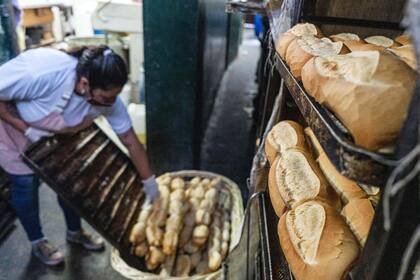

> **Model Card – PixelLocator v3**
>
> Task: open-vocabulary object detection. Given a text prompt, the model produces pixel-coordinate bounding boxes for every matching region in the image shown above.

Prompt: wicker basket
[111,170,245,280]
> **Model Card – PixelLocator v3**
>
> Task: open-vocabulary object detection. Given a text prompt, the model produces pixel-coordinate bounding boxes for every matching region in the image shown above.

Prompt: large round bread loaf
[272,147,340,209]
[341,198,375,246]
[276,23,322,59]
[301,50,417,150]
[388,45,417,70]
[394,34,411,45]
[285,36,346,80]
[330,33,360,42]
[278,200,360,280]
[264,120,307,165]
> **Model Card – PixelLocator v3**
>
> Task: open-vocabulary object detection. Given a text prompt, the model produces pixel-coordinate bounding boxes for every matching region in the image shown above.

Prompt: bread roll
[146,246,165,270]
[264,120,306,164]
[272,148,340,209]
[171,177,185,190]
[193,225,209,246]
[160,254,176,277]
[317,152,366,204]
[174,255,191,277]
[301,50,417,150]
[330,33,360,42]
[278,200,359,280]
[268,157,287,217]
[395,34,411,45]
[365,35,398,48]
[134,242,148,257]
[285,36,347,79]
[341,198,375,246]
[276,23,322,59]
[388,45,417,70]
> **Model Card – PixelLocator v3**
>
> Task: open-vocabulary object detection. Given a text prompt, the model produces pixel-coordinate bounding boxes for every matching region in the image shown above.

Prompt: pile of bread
[276,23,417,151]
[129,175,232,277]
[265,120,379,280]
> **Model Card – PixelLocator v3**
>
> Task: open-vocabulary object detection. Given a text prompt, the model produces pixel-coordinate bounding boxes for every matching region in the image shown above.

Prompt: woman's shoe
[32,239,64,266]
[66,229,105,251]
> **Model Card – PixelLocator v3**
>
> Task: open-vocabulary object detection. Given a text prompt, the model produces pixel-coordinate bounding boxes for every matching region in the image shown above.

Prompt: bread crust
[278,201,360,280]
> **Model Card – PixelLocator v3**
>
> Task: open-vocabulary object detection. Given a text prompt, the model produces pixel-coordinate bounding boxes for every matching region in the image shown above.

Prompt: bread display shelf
[259,193,292,280]
[275,54,395,186]
[22,124,147,271]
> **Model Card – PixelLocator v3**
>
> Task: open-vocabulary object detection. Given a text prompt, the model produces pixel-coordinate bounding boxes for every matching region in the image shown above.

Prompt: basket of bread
[111,170,244,280]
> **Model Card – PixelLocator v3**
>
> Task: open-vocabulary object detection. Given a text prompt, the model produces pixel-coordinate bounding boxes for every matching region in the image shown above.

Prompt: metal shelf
[275,54,396,186]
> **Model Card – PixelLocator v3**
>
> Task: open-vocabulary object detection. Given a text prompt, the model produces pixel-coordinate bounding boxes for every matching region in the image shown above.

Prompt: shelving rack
[226,0,420,279]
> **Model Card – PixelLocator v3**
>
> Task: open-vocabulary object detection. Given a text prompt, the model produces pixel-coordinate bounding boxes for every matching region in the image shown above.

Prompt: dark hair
[66,45,128,90]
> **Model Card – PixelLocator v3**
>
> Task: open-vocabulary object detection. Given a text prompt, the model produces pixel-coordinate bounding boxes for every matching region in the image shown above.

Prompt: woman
[0,45,159,266]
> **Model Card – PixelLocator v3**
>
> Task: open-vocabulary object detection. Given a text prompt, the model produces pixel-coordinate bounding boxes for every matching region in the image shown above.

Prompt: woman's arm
[0,101,28,133]
[118,128,153,180]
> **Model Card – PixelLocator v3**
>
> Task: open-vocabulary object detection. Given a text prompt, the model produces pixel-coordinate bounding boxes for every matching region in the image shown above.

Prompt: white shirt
[0,47,132,134]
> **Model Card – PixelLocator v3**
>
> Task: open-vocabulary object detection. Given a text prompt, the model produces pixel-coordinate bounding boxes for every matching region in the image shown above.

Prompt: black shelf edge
[302,16,404,30]
[275,54,396,186]
[226,1,266,14]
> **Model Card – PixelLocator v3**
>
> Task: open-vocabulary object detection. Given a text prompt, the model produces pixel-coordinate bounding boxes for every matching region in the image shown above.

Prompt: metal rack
[0,169,15,247]
[21,124,147,271]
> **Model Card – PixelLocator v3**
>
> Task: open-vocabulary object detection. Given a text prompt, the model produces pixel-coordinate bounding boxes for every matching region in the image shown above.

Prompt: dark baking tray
[275,54,397,186]
[22,124,147,270]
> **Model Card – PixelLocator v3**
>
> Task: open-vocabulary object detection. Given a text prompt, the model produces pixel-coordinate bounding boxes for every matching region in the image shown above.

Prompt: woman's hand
[24,127,53,143]
[142,175,159,201]
[119,128,160,201]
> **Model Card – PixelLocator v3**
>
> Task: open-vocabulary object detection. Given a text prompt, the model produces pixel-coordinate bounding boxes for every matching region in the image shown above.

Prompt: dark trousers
[6,173,81,242]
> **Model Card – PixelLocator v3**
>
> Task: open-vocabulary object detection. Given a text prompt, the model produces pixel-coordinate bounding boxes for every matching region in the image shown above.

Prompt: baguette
[341,198,375,246]
[174,255,191,277]
[301,50,416,150]
[146,246,165,271]
[278,200,359,280]
[303,127,324,160]
[265,120,306,164]
[276,23,322,59]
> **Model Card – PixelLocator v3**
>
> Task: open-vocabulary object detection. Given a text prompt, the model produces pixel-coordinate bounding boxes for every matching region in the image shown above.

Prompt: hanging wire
[396,225,420,280]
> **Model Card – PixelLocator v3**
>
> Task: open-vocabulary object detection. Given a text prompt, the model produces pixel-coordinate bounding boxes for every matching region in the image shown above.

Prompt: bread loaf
[330,33,360,42]
[276,23,322,59]
[395,34,411,45]
[317,152,366,204]
[285,36,347,79]
[388,45,417,70]
[365,35,398,48]
[303,127,324,159]
[301,50,417,150]
[264,120,306,164]
[174,255,191,277]
[271,148,340,209]
[268,157,287,216]
[278,200,359,280]
[341,198,375,246]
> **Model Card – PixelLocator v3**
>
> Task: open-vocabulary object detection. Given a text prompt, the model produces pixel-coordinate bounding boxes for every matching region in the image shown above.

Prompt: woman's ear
[75,77,90,95]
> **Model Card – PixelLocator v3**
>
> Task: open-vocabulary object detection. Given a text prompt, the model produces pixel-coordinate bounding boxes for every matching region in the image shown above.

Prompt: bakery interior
[0,0,419,279]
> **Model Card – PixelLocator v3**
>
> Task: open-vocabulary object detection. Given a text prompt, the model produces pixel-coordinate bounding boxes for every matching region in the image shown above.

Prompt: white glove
[24,127,53,143]
[142,175,160,201]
